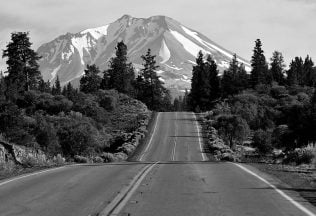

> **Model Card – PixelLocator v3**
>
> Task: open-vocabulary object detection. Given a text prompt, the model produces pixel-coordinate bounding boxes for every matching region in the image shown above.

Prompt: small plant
[284,148,314,165]
[74,155,89,163]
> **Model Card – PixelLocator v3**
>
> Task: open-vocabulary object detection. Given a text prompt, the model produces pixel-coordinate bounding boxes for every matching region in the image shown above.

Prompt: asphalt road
[0,112,315,216]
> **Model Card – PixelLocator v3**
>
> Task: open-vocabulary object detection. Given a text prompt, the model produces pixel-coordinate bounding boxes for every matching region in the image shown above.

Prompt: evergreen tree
[104,41,135,96]
[250,39,270,87]
[205,55,220,103]
[52,76,61,95]
[287,57,304,86]
[38,79,51,93]
[63,82,76,99]
[303,55,315,86]
[190,51,209,111]
[270,51,285,85]
[80,64,102,94]
[222,54,248,97]
[137,49,169,110]
[182,89,189,111]
[2,32,42,99]
[0,71,6,101]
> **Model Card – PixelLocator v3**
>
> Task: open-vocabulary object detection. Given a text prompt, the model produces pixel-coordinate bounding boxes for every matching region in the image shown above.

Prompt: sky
[0,0,315,71]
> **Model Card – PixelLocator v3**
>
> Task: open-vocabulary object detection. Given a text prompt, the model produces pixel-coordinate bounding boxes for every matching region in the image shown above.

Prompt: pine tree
[270,51,286,85]
[0,71,6,101]
[104,41,135,96]
[190,51,205,111]
[2,32,42,99]
[38,79,51,93]
[222,54,248,97]
[52,76,61,95]
[138,49,169,110]
[80,64,102,94]
[287,57,303,86]
[205,55,220,103]
[303,55,315,86]
[250,39,270,87]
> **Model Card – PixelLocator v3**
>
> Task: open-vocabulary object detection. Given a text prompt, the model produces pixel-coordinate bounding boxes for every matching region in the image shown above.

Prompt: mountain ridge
[37,15,251,90]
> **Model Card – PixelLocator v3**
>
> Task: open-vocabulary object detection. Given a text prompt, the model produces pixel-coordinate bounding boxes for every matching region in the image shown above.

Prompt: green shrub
[284,148,314,165]
[252,129,273,154]
[101,152,115,162]
[74,155,89,163]
[93,156,104,163]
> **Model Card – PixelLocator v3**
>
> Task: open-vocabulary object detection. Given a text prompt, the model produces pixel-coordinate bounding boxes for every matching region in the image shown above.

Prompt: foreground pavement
[0,112,315,216]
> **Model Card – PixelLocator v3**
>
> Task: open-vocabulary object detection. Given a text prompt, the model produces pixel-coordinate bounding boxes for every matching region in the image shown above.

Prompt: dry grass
[250,163,316,206]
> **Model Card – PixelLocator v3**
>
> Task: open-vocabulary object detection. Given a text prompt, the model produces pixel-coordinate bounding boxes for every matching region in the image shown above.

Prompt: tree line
[189,38,316,157]
[0,32,172,159]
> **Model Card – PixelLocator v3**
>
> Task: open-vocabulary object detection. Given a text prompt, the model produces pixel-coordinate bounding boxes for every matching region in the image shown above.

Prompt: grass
[249,163,316,206]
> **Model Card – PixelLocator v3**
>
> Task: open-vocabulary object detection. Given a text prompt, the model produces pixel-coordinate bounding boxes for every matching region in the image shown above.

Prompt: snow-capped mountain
[37,15,250,91]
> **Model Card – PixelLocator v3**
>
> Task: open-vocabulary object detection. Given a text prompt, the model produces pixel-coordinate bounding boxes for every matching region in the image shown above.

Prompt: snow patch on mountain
[81,25,109,39]
[170,30,206,58]
[71,34,94,64]
[165,64,182,71]
[156,70,165,74]
[50,65,61,81]
[159,40,171,64]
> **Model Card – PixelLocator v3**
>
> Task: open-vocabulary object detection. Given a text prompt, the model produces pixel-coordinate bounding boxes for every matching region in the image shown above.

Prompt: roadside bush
[93,156,104,163]
[74,155,89,163]
[101,152,115,162]
[252,129,273,154]
[284,148,314,165]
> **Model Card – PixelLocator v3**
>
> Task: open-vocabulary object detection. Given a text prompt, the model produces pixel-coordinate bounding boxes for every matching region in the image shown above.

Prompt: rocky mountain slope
[37,15,250,91]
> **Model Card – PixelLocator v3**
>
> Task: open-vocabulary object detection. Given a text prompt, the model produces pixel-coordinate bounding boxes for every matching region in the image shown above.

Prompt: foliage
[3,32,42,100]
[250,39,271,86]
[284,148,314,165]
[102,41,135,96]
[215,114,250,149]
[80,64,102,94]
[135,49,172,111]
[270,51,286,85]
[189,52,220,111]
[222,54,249,97]
[252,129,273,154]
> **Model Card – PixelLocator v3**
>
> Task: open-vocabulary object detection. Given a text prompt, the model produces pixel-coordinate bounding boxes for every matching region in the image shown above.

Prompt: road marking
[171,112,178,161]
[99,162,159,216]
[0,166,67,187]
[139,112,160,161]
[193,112,206,161]
[171,140,177,161]
[234,163,316,216]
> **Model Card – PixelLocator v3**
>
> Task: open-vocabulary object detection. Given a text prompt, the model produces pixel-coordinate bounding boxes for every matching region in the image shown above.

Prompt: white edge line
[233,163,316,216]
[139,112,160,161]
[193,112,206,161]
[0,165,67,187]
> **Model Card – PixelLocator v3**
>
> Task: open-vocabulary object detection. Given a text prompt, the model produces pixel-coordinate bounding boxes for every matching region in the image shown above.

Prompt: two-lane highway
[0,112,315,216]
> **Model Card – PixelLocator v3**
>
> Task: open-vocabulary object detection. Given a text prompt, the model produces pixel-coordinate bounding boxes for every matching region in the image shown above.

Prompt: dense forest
[185,39,316,164]
[0,32,172,162]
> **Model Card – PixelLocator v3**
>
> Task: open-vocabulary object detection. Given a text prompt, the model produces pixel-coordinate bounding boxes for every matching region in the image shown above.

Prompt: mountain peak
[37,15,250,91]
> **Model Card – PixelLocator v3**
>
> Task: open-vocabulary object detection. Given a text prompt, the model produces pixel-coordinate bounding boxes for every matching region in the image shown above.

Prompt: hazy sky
[0,0,315,70]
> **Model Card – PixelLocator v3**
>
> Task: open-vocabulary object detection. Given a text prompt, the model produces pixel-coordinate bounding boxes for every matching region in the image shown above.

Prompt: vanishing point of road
[0,112,316,216]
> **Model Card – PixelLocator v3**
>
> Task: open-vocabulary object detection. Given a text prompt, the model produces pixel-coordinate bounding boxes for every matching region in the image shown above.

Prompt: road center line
[99,162,159,216]
[171,112,178,161]
[233,163,316,216]
[193,112,206,161]
[139,112,160,161]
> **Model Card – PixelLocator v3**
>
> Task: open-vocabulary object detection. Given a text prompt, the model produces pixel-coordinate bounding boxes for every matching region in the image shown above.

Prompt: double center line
[171,112,178,161]
[98,162,159,216]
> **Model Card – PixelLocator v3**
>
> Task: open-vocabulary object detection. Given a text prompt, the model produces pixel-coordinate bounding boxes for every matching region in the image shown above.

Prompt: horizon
[1,0,316,71]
